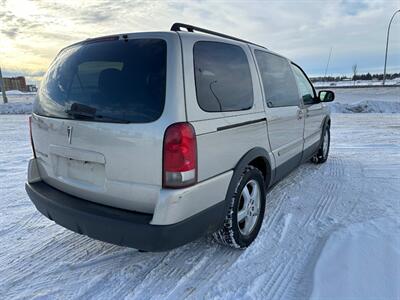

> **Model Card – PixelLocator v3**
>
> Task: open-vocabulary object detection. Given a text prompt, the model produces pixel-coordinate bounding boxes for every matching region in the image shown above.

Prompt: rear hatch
[31,34,178,213]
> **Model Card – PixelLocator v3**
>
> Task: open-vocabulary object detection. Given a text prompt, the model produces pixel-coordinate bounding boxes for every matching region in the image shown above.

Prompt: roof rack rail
[170,23,267,49]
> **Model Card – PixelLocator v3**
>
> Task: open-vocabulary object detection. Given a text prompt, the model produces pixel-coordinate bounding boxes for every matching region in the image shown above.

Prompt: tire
[213,166,266,249]
[312,125,330,164]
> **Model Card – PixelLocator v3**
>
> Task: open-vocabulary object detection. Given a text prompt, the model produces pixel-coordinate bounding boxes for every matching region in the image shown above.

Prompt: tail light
[163,122,197,188]
[29,116,37,158]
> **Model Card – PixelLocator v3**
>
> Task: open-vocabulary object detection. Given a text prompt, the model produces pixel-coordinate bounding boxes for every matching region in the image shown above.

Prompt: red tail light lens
[163,122,197,188]
[29,116,37,158]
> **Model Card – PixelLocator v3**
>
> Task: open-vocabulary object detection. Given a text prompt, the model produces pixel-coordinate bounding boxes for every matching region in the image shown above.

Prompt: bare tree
[352,64,358,86]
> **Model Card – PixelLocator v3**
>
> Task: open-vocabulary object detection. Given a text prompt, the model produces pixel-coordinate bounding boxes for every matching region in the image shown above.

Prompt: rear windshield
[34,38,167,123]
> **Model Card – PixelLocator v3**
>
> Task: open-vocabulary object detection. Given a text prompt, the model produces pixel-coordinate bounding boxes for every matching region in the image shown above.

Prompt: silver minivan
[26,23,334,251]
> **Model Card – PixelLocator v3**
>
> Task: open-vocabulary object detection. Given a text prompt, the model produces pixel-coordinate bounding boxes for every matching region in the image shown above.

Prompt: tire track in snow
[264,167,308,230]
[128,242,210,299]
[327,156,345,177]
[129,241,242,299]
[221,167,320,299]
[171,246,243,299]
[265,193,288,230]
[286,158,367,298]
[0,212,40,236]
[74,251,170,299]
[303,181,341,226]
[261,257,296,299]
[244,159,350,299]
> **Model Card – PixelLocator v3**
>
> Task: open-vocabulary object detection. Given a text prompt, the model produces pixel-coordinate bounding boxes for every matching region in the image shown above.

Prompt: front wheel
[312,125,330,164]
[213,166,266,249]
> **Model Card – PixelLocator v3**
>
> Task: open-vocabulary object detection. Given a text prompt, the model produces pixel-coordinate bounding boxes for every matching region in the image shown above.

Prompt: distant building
[0,76,27,92]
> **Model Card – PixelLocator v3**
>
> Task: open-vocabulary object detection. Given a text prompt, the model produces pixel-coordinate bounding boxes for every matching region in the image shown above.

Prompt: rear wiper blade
[65,103,130,123]
[65,103,96,118]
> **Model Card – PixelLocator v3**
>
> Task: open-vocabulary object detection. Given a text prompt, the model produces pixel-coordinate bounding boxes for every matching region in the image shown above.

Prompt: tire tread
[213,166,264,249]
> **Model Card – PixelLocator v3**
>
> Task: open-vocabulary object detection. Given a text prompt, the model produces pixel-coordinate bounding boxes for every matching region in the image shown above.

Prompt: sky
[1,0,399,85]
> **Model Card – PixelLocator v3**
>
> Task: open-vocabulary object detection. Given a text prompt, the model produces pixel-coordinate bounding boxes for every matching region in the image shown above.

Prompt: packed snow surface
[0,102,33,114]
[0,92,34,114]
[1,114,399,299]
[310,217,400,300]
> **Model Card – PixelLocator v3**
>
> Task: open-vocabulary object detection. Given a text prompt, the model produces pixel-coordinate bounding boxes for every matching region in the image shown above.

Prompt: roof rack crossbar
[170,23,266,49]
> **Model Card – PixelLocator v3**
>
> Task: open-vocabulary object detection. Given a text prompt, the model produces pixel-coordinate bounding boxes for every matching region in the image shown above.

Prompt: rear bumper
[29,158,232,226]
[25,181,225,252]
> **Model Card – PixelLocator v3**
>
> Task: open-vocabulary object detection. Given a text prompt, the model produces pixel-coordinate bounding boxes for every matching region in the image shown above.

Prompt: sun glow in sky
[1,0,399,85]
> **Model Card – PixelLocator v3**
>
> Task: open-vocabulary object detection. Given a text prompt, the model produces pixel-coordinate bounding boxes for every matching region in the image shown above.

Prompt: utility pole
[324,47,333,81]
[383,9,400,85]
[0,66,8,104]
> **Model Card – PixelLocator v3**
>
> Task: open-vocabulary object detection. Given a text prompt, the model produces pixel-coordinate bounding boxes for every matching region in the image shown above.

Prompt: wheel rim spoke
[243,216,253,233]
[242,185,251,207]
[251,183,259,201]
[237,208,247,222]
[237,179,262,236]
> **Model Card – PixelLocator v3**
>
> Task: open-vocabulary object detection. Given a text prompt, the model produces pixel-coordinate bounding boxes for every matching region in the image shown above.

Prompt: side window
[193,41,253,112]
[292,64,316,105]
[254,50,299,108]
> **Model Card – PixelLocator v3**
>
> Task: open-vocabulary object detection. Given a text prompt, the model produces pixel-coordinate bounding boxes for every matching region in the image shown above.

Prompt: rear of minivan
[25,32,229,251]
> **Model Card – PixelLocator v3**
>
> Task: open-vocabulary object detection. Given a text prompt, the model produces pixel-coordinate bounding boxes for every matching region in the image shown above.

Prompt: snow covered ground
[1,113,399,299]
[310,217,399,300]
[0,91,35,114]
[1,87,399,115]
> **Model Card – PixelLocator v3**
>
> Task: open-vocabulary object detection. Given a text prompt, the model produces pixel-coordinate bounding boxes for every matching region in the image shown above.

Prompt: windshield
[34,38,167,123]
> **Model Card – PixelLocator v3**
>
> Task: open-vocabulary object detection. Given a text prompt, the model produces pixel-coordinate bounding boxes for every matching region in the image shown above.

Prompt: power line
[324,47,333,80]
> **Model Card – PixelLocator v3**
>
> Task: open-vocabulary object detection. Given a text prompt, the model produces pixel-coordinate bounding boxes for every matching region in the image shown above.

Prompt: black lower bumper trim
[25,181,225,252]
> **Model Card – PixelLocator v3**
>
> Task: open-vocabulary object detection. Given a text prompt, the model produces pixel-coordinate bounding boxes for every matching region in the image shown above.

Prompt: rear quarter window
[193,41,254,112]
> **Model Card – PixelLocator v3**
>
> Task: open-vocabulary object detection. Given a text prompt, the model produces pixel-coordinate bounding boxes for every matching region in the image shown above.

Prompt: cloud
[2,27,18,38]
[32,0,115,24]
[0,9,41,39]
[1,0,399,84]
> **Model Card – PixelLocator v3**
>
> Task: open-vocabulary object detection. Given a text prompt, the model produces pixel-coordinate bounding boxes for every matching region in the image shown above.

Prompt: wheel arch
[323,115,331,129]
[319,115,331,144]
[222,147,272,218]
[235,147,272,187]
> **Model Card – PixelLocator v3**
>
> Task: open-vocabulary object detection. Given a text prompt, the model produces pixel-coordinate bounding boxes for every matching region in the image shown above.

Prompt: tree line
[310,72,400,82]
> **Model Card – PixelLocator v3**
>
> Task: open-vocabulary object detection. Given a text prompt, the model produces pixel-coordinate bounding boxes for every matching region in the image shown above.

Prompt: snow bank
[310,218,400,300]
[4,90,36,95]
[0,92,35,114]
[0,102,32,114]
[329,100,400,113]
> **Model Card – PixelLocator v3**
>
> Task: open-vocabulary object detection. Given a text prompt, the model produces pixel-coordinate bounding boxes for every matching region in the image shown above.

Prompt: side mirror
[318,90,335,102]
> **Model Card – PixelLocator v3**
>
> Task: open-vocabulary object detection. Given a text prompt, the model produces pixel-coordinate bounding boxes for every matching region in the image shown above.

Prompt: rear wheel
[312,125,330,164]
[213,166,265,249]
